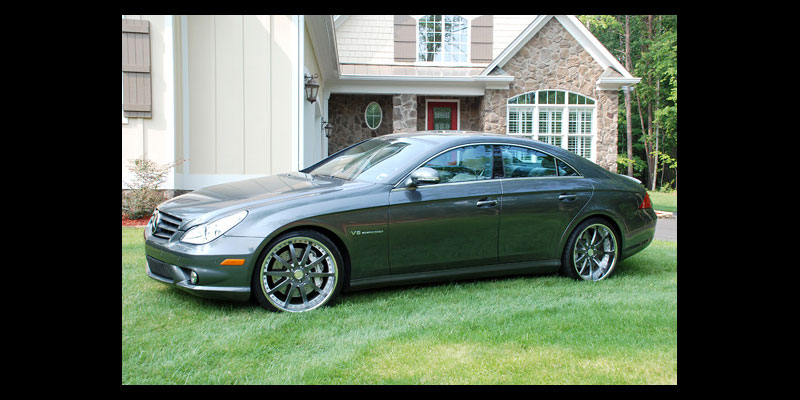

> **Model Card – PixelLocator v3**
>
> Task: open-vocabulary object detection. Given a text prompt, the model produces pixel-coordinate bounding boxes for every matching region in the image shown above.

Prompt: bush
[122,157,178,219]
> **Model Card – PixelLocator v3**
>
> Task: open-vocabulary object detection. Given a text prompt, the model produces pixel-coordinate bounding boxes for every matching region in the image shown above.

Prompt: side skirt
[345,259,561,292]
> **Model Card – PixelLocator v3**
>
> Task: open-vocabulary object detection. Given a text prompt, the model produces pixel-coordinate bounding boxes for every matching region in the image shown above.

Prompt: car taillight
[639,193,652,209]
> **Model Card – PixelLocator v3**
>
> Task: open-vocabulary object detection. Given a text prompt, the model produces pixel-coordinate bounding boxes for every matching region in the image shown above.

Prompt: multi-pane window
[506,90,596,161]
[418,15,469,62]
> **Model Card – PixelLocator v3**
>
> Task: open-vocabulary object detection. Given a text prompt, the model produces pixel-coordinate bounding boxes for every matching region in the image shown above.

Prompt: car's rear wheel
[252,230,344,312]
[561,218,619,281]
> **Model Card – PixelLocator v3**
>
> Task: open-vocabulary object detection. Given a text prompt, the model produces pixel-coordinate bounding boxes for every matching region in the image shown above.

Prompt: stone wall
[327,94,394,154]
[479,17,619,172]
[392,94,417,132]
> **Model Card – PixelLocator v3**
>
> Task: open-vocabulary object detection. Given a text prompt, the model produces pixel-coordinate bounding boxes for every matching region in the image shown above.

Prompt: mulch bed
[122,214,151,227]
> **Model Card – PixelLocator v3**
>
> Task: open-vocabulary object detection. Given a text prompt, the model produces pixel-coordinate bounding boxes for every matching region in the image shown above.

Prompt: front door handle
[558,193,578,202]
[476,199,498,207]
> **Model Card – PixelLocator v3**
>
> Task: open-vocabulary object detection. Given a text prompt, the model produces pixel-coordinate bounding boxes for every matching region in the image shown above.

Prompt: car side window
[423,145,493,184]
[557,159,580,176]
[500,146,557,177]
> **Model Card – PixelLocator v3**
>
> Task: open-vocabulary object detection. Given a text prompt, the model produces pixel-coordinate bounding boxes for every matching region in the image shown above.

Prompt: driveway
[654,213,677,242]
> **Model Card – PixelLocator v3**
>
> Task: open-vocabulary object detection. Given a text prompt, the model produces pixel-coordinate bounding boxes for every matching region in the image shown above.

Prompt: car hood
[157,172,375,228]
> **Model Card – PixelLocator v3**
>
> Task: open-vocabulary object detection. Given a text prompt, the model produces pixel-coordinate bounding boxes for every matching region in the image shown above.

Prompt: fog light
[190,270,198,285]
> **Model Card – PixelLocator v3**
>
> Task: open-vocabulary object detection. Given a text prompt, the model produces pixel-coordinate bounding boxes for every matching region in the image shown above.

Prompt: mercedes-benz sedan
[144,132,656,312]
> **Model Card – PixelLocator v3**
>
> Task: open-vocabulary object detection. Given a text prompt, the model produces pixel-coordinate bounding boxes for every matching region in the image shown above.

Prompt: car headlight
[181,210,248,244]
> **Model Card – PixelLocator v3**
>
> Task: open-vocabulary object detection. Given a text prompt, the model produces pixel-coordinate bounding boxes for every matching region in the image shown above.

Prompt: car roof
[381,130,558,149]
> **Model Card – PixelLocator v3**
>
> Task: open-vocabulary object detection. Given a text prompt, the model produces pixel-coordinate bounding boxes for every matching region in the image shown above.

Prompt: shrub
[122,157,179,219]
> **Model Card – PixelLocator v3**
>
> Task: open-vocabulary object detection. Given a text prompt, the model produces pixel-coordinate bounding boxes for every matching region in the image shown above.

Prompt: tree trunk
[624,15,634,177]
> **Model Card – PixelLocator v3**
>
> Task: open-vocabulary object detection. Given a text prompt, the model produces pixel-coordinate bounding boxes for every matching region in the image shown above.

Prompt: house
[122,15,639,194]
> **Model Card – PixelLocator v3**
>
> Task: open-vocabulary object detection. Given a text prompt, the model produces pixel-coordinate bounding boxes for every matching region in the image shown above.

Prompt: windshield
[308,138,431,183]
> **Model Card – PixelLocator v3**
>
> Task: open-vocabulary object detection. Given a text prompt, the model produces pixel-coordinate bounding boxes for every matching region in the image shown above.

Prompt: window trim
[364,101,383,130]
[415,15,471,64]
[392,142,583,190]
[505,90,597,163]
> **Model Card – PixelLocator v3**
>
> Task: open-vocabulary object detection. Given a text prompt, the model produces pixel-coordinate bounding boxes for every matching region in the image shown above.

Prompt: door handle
[558,193,578,201]
[476,200,498,207]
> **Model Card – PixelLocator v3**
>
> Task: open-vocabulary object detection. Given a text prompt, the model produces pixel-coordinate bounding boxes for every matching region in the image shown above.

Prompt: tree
[578,15,677,191]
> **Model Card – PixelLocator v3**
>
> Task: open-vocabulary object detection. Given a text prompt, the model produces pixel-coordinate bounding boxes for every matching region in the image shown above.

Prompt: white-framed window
[506,90,597,161]
[365,102,382,130]
[417,15,469,62]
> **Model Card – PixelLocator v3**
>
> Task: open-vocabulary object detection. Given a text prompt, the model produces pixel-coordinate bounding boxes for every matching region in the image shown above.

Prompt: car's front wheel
[252,230,345,312]
[560,218,620,281]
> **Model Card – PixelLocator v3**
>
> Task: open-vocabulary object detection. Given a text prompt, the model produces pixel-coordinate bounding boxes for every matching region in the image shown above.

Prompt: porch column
[392,94,417,132]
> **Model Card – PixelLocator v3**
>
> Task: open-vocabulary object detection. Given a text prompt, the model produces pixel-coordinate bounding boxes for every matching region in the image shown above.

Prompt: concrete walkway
[654,213,677,242]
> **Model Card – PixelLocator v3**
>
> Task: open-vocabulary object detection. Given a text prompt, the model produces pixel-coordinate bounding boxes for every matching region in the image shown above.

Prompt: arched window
[418,15,469,62]
[506,90,597,161]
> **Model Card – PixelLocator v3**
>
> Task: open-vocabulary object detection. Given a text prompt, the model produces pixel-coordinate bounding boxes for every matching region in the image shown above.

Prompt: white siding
[121,15,177,189]
[336,15,394,64]
[493,15,538,60]
[123,15,304,190]
[336,15,538,66]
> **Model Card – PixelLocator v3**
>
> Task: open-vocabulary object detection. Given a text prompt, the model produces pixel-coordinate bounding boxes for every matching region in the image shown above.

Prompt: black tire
[251,230,346,312]
[560,217,620,281]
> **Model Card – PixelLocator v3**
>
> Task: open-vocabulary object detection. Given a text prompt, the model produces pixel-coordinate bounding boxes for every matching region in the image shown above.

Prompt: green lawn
[648,191,677,213]
[122,227,677,385]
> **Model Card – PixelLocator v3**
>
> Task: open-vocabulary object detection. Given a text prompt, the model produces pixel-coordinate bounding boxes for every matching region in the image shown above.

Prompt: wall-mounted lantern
[322,119,333,138]
[304,73,320,103]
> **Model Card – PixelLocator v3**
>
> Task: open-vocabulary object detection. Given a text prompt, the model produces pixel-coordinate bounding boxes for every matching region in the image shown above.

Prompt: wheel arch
[249,222,352,290]
[557,211,626,258]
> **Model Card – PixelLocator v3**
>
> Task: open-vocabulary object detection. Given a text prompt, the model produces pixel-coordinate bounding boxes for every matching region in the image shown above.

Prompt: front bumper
[144,227,265,302]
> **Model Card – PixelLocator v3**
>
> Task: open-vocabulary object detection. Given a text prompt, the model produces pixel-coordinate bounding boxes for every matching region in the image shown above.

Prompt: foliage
[579,15,677,191]
[121,157,179,219]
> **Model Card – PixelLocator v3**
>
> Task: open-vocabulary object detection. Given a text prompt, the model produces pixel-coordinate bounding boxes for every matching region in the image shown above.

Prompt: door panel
[497,145,592,262]
[388,144,499,275]
[389,180,501,274]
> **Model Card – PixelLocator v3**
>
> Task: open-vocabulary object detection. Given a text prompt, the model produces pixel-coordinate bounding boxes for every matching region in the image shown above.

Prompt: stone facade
[479,18,619,172]
[392,94,417,133]
[327,94,394,154]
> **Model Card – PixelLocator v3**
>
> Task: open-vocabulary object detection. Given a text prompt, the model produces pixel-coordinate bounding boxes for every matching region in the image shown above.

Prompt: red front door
[427,101,458,130]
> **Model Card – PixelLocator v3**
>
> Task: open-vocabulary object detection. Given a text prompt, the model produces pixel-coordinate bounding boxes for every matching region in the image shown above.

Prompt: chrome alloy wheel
[572,223,618,281]
[259,237,339,312]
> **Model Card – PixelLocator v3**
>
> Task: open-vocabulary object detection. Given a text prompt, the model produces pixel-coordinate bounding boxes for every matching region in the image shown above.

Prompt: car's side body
[143,132,656,304]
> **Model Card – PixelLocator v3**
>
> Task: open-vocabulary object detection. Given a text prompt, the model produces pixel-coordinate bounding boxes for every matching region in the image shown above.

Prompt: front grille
[147,256,174,280]
[153,210,182,240]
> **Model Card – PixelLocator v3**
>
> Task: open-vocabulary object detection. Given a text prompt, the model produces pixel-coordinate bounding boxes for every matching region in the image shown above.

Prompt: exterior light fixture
[304,73,320,103]
[322,119,333,138]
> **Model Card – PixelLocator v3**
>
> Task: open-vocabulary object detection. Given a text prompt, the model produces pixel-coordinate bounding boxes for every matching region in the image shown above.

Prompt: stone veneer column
[392,94,417,132]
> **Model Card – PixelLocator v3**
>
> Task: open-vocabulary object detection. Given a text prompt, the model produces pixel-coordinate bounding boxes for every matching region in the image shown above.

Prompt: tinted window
[423,145,493,184]
[557,159,580,176]
[499,146,557,177]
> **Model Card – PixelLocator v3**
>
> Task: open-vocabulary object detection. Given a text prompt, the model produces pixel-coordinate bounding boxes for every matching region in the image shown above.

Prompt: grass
[647,190,677,213]
[122,227,677,385]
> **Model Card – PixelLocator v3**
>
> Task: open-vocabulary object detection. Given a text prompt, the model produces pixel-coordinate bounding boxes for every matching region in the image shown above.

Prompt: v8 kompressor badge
[350,229,384,236]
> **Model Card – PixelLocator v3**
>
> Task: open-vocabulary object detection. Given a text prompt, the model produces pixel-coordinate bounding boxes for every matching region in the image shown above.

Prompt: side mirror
[408,167,440,189]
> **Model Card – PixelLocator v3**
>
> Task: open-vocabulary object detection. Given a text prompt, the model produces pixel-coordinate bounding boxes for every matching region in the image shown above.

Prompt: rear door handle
[476,199,498,207]
[559,193,578,201]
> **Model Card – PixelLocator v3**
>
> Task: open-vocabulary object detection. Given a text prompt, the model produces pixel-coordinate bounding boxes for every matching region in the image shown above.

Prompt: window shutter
[394,15,416,62]
[470,15,493,64]
[122,18,152,118]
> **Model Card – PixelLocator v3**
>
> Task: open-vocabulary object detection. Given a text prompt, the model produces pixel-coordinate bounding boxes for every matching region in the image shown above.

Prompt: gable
[481,15,639,88]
